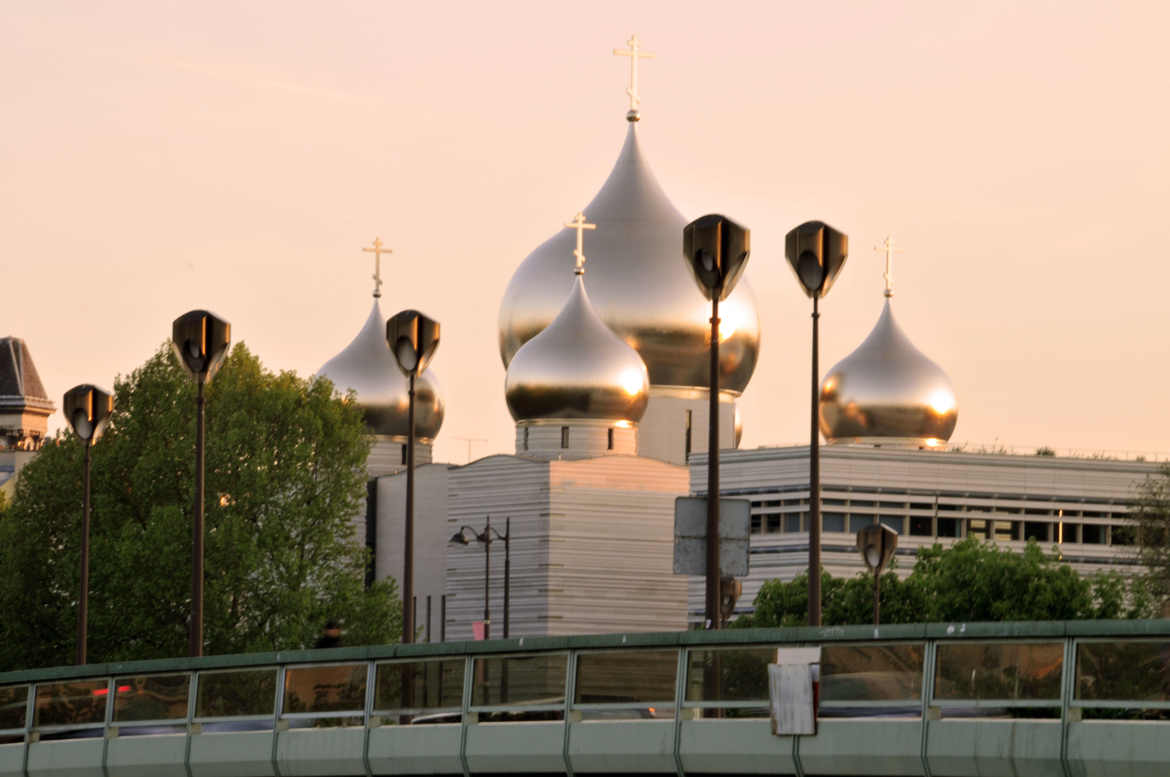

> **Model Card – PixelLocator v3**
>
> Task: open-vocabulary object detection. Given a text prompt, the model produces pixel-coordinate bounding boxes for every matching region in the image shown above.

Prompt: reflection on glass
[196,668,277,718]
[1077,641,1170,702]
[472,653,566,707]
[935,643,1062,700]
[283,665,366,714]
[375,659,464,713]
[822,644,923,702]
[686,647,773,703]
[0,686,28,730]
[34,680,108,727]
[575,650,676,705]
[114,674,189,722]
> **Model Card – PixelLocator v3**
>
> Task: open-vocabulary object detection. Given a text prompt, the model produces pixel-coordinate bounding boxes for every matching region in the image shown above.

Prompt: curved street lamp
[62,384,113,665]
[857,523,898,626]
[785,221,848,627]
[171,309,231,657]
[387,309,440,644]
[450,517,510,639]
[683,214,750,630]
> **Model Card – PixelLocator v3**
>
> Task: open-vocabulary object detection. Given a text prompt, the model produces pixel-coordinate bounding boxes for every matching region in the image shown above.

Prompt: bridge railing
[0,621,1168,776]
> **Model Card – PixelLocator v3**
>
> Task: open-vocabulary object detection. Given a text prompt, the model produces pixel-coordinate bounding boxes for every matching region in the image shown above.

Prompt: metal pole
[191,379,205,657]
[503,517,510,639]
[873,570,881,627]
[440,595,446,642]
[705,292,721,630]
[483,516,491,640]
[426,595,432,643]
[403,372,415,643]
[809,295,822,627]
[76,440,92,665]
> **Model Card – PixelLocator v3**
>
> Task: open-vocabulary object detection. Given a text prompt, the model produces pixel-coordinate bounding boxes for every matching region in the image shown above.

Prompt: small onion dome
[498,123,760,394]
[317,300,444,440]
[505,273,649,423]
[819,300,957,447]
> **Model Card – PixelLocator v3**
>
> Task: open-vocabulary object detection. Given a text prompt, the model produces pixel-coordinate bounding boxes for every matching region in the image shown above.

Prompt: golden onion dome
[819,299,957,447]
[498,123,760,394]
[317,300,444,441]
[505,266,650,424]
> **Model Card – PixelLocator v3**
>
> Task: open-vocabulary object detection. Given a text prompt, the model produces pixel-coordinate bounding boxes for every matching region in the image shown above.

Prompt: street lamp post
[857,523,898,626]
[171,310,231,657]
[450,516,511,639]
[387,309,440,644]
[683,214,751,630]
[62,384,114,666]
[785,222,848,627]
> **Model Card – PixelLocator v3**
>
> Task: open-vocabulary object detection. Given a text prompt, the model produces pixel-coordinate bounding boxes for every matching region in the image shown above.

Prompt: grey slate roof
[0,337,55,412]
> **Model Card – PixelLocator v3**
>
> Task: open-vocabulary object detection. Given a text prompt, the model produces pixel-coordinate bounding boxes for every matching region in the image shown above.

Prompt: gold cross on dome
[875,235,900,298]
[362,237,392,298]
[564,212,596,274]
[613,34,654,115]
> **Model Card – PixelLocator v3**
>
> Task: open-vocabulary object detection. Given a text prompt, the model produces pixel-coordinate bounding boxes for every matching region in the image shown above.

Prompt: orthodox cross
[613,34,654,116]
[564,212,596,274]
[362,237,392,298]
[875,235,899,297]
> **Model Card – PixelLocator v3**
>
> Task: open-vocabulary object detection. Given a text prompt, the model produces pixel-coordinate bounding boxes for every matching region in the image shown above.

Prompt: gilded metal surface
[505,274,649,423]
[317,300,444,441]
[819,300,957,445]
[497,124,760,393]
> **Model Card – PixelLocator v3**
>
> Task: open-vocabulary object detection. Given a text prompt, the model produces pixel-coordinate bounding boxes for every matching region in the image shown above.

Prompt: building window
[937,517,961,538]
[909,516,933,537]
[400,444,407,465]
[784,514,803,533]
[766,514,781,533]
[684,410,693,461]
[849,515,874,533]
[1082,524,1104,544]
[561,426,569,449]
[607,427,614,450]
[523,426,529,451]
[751,515,762,534]
[879,515,905,534]
[822,513,845,533]
[1024,521,1049,542]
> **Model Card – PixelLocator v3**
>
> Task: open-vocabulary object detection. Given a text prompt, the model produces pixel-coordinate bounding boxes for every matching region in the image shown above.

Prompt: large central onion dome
[506,261,649,424]
[498,123,760,393]
[819,299,958,447]
[318,300,444,441]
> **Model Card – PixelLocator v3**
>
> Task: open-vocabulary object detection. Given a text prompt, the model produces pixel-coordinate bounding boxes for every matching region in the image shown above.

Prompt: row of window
[519,427,617,452]
[749,512,1126,545]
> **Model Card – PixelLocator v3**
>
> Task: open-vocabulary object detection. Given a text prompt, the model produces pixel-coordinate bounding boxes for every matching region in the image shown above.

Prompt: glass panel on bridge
[821,643,924,702]
[375,659,464,721]
[34,680,108,727]
[472,653,566,709]
[0,685,28,731]
[196,668,277,718]
[935,642,1063,700]
[686,646,773,717]
[573,649,676,719]
[1076,640,1170,702]
[114,673,190,722]
[283,664,366,714]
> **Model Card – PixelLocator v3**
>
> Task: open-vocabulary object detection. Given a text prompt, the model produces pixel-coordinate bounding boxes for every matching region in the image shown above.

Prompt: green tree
[0,343,400,670]
[1133,464,1170,614]
[739,538,1151,627]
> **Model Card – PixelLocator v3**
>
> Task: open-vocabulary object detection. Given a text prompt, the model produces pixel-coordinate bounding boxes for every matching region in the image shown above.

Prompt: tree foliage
[0,344,400,670]
[736,538,1154,628]
[1134,464,1170,614]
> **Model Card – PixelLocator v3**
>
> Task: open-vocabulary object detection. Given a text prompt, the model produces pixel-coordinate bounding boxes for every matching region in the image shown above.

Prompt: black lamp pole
[785,222,848,627]
[451,517,511,640]
[63,384,113,666]
[388,309,440,644]
[171,310,231,657]
[683,214,751,630]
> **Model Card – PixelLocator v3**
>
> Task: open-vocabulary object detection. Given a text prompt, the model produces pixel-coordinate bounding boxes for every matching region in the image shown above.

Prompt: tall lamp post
[450,516,511,639]
[172,310,231,657]
[784,221,848,627]
[62,384,114,666]
[387,309,440,644]
[683,214,750,630]
[856,523,898,626]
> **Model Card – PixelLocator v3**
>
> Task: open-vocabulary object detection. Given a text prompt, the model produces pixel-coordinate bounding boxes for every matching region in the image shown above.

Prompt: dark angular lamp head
[63,384,114,444]
[683,214,751,302]
[387,309,440,377]
[785,221,849,299]
[171,310,232,383]
[856,523,898,573]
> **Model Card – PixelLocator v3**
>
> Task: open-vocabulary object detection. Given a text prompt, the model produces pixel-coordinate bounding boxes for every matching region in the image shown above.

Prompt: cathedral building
[0,337,54,499]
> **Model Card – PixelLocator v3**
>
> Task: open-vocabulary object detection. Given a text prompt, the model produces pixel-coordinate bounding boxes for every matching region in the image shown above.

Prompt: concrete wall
[638,388,736,465]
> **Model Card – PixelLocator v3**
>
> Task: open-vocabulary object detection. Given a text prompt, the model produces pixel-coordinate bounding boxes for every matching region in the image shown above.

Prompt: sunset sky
[5,1,1169,463]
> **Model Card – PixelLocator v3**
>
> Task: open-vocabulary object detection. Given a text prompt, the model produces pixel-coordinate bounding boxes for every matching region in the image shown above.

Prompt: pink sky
[5,1,1169,463]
